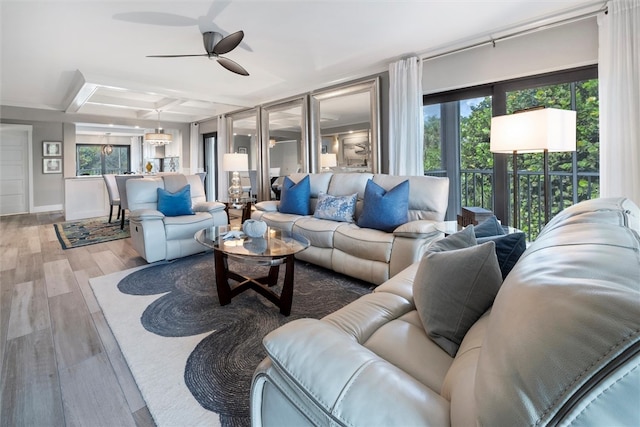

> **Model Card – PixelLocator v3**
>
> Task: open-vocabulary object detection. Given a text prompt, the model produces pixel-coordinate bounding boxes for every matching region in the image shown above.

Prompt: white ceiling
[1,0,602,131]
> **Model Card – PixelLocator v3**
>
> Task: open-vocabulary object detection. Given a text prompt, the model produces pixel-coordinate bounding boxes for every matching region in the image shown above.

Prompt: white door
[0,124,31,215]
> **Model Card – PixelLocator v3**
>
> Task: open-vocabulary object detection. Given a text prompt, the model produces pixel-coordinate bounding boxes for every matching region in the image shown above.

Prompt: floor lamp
[491,108,576,228]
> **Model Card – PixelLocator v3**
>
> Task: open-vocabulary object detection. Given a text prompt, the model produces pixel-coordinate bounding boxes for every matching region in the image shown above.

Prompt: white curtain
[388,57,424,176]
[598,0,640,204]
[217,115,229,199]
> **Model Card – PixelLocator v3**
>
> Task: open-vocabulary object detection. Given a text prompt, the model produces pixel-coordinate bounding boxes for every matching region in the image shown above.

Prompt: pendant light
[101,132,113,155]
[145,110,172,146]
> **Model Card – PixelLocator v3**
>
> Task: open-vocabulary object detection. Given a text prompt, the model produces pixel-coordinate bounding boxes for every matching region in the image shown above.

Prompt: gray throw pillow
[474,215,507,238]
[429,224,477,252]
[413,241,503,357]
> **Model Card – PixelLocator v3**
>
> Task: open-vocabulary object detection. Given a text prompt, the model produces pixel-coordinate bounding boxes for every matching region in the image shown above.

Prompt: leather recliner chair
[126,174,227,263]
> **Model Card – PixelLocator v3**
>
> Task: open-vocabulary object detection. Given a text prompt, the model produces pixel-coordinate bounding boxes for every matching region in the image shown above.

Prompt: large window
[76,144,130,175]
[423,66,598,240]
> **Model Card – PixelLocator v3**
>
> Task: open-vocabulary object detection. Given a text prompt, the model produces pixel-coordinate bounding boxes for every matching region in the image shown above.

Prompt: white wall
[423,17,598,94]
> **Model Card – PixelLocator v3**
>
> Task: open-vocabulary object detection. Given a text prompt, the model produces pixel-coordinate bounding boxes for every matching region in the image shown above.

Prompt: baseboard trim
[31,204,64,213]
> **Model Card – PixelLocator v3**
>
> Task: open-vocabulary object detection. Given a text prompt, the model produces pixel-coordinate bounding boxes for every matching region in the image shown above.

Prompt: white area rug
[90,266,220,427]
[89,254,372,427]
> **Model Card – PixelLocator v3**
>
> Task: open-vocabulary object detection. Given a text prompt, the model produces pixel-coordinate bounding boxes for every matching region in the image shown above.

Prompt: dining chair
[102,174,121,223]
[115,175,143,230]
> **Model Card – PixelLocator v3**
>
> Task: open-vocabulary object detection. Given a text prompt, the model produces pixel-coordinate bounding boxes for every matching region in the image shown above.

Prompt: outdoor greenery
[423,79,599,240]
[76,145,130,175]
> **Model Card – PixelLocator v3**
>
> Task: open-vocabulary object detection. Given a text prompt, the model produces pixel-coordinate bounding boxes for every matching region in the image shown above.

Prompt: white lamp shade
[321,153,337,168]
[223,153,249,172]
[490,108,577,153]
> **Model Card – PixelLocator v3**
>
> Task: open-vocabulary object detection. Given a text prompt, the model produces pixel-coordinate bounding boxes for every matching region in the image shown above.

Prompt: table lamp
[320,153,337,171]
[490,107,576,227]
[223,153,249,202]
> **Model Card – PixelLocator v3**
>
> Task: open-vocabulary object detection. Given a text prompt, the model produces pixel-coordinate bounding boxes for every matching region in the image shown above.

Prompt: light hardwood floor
[0,212,155,426]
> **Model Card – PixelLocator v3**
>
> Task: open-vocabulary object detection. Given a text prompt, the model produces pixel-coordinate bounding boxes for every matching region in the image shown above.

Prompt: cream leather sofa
[126,174,227,263]
[251,173,450,285]
[251,197,640,426]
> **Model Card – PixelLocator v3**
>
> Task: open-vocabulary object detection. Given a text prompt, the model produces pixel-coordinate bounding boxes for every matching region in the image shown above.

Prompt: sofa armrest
[254,200,279,212]
[193,201,225,214]
[261,318,450,426]
[394,220,440,238]
[129,209,165,221]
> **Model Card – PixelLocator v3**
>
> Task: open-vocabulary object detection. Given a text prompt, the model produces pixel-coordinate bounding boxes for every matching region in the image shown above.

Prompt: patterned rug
[54,216,129,249]
[89,253,373,427]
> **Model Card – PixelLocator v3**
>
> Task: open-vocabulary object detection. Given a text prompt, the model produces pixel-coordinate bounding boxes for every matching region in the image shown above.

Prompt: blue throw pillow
[474,215,507,238]
[357,179,409,232]
[157,185,194,217]
[279,175,310,215]
[314,192,357,222]
[477,232,527,279]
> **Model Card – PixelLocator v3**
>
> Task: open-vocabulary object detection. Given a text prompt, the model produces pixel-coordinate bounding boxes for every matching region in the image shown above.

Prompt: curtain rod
[420,1,608,63]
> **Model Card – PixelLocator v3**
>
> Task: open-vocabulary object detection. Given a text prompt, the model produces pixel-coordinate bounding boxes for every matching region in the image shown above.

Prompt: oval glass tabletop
[195,225,309,259]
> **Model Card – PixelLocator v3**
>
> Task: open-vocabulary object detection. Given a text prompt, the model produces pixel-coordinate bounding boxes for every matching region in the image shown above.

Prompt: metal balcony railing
[426,169,599,240]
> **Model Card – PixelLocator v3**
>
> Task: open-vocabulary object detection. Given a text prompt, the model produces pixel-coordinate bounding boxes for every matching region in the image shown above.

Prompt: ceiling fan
[146,31,249,76]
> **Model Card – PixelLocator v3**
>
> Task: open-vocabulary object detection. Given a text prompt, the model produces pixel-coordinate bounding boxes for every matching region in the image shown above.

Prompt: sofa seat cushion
[334,223,394,263]
[362,310,453,393]
[259,212,307,233]
[263,319,451,427]
[163,212,214,240]
[292,217,343,248]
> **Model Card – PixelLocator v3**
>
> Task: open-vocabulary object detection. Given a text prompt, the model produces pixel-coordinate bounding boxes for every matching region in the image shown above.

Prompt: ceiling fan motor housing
[203,31,223,55]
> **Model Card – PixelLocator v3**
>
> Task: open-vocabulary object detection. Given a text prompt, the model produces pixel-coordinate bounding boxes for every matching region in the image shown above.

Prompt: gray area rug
[109,252,373,426]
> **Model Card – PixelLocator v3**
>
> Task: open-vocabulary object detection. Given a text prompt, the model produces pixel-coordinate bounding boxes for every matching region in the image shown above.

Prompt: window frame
[423,64,598,224]
[76,144,131,176]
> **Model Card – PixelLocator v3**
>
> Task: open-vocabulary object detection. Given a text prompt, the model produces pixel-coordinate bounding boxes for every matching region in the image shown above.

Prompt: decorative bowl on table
[242,219,268,238]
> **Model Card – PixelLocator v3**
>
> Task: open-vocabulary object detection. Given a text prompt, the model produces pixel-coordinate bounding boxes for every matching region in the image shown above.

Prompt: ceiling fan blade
[217,57,249,76]
[147,54,209,58]
[213,30,244,55]
[113,12,198,26]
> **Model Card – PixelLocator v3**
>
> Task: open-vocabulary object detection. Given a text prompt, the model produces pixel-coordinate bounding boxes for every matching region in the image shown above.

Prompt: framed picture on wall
[238,147,247,154]
[43,141,61,156]
[43,158,62,174]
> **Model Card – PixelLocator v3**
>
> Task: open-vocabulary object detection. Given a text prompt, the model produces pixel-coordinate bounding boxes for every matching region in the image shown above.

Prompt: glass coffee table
[195,225,310,316]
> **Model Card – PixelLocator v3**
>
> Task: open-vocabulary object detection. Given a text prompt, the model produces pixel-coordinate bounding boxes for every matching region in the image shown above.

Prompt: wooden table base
[213,250,295,316]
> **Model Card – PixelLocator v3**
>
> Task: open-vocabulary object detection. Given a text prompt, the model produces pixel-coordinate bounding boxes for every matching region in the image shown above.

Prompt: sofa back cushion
[162,174,188,193]
[373,174,449,221]
[473,198,640,426]
[185,175,207,204]
[282,173,449,222]
[126,177,164,211]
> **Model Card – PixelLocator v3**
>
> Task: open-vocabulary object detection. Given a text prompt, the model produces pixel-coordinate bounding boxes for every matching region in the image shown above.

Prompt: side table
[220,196,256,224]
